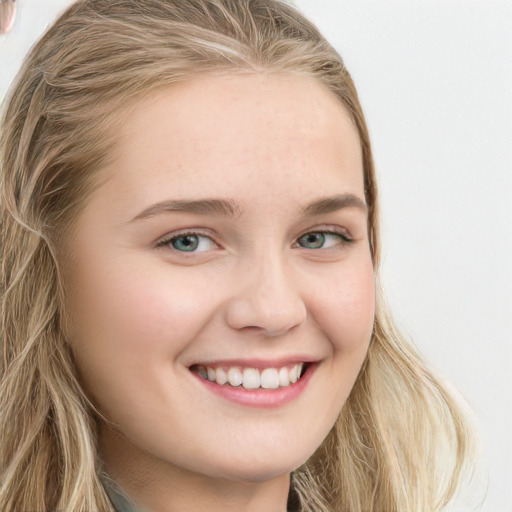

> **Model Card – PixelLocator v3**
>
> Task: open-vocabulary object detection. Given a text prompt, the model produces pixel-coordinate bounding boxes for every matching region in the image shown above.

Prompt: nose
[224,252,307,337]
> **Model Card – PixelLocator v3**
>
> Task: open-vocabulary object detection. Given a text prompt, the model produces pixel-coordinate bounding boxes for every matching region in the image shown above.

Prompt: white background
[1,1,511,511]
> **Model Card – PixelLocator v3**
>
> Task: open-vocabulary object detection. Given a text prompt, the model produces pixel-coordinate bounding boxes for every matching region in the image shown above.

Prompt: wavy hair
[1,1,477,511]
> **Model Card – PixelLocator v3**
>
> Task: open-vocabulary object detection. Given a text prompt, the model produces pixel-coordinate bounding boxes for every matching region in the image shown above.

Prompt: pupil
[173,235,198,251]
[301,232,324,248]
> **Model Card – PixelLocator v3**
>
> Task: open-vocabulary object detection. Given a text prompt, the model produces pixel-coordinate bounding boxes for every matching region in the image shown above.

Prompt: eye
[296,231,351,249]
[157,232,218,253]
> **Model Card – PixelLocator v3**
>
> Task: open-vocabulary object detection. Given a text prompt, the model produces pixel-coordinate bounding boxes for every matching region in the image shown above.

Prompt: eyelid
[296,225,353,243]
[154,224,353,252]
[155,229,220,250]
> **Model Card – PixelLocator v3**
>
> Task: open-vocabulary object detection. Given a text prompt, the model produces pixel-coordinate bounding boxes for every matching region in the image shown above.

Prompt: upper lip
[188,357,319,369]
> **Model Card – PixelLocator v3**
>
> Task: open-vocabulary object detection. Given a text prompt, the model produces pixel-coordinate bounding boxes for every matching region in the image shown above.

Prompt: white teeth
[215,367,228,385]
[196,363,307,389]
[242,368,260,389]
[279,367,291,387]
[260,368,279,389]
[289,363,303,384]
[227,367,243,387]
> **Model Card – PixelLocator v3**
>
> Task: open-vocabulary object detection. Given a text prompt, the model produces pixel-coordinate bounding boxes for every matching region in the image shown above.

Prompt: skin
[63,73,375,512]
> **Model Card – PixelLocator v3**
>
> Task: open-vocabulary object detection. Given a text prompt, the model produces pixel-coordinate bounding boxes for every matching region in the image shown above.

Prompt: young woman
[0,1,477,511]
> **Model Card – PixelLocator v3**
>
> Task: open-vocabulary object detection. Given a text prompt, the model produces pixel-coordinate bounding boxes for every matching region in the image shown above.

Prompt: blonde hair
[1,1,477,511]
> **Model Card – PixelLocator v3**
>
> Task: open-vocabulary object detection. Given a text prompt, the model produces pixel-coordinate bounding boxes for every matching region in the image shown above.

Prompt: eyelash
[155,230,219,252]
[155,227,353,253]
[294,228,353,250]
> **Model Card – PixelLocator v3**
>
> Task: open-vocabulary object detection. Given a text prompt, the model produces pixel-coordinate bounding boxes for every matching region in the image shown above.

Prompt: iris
[171,234,199,252]
[298,232,327,249]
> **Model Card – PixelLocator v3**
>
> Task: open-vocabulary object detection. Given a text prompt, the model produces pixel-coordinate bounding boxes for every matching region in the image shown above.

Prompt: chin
[214,463,294,484]
[204,443,315,483]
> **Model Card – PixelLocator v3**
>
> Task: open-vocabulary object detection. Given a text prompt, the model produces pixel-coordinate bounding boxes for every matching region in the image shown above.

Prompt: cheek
[298,257,375,437]
[65,256,216,394]
[312,257,375,353]
[71,257,203,337]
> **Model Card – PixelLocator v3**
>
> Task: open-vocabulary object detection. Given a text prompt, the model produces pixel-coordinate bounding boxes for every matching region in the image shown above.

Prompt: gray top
[100,472,144,512]
[100,471,300,512]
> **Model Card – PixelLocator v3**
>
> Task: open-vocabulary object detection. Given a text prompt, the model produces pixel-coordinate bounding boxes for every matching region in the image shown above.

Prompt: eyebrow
[300,194,367,216]
[130,193,367,222]
[131,198,242,221]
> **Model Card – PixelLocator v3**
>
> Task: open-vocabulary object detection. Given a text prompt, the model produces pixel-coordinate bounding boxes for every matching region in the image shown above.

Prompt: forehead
[91,73,364,219]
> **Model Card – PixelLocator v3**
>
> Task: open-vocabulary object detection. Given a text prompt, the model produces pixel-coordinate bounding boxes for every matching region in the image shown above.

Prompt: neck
[99,425,292,512]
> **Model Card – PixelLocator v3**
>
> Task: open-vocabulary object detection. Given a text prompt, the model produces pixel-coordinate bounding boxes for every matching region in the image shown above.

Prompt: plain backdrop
[1,1,511,511]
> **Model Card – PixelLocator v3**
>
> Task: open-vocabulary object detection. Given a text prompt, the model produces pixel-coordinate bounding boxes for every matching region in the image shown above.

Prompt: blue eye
[172,234,199,252]
[159,233,217,252]
[158,230,350,253]
[297,231,348,249]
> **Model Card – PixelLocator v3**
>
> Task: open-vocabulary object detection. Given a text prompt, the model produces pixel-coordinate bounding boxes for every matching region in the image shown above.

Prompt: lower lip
[190,364,317,408]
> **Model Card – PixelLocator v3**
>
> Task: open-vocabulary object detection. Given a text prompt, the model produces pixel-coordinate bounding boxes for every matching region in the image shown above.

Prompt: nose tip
[226,301,307,337]
[226,298,307,337]
[224,265,307,337]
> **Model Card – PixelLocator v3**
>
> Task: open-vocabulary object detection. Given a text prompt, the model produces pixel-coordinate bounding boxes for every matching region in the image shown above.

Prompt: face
[63,73,375,483]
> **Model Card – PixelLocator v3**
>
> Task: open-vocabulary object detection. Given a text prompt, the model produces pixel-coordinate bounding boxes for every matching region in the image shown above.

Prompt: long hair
[1,1,477,511]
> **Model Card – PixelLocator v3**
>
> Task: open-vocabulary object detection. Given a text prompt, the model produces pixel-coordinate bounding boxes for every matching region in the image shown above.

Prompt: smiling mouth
[190,362,310,390]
